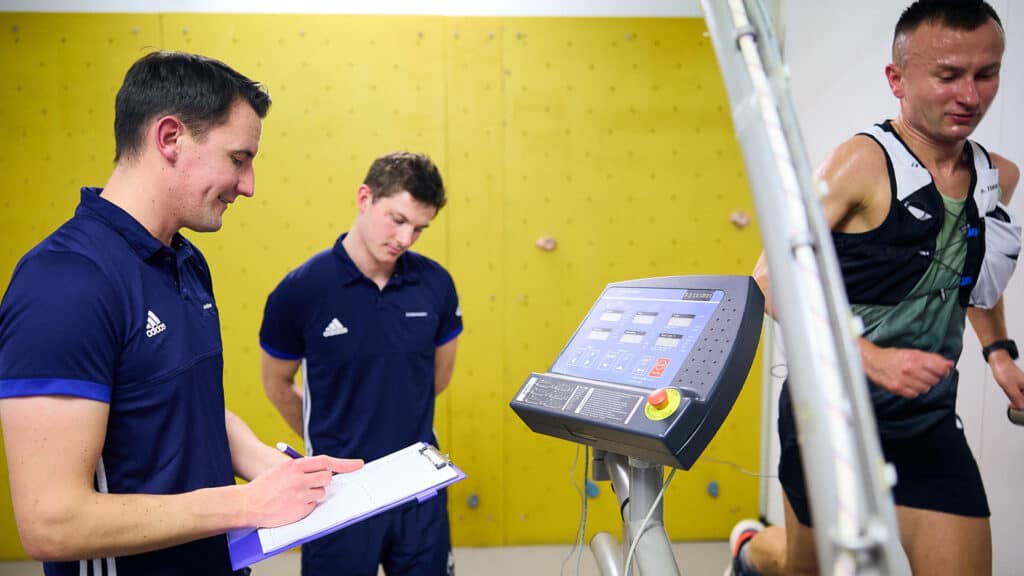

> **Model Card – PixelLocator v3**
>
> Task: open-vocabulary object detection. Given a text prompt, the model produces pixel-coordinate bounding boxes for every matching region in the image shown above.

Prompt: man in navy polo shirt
[261,151,462,576]
[0,51,361,576]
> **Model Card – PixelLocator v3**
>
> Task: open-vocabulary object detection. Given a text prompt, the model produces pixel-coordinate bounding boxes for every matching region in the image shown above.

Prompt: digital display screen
[655,333,682,348]
[683,289,715,301]
[632,312,658,325]
[551,286,724,389]
[619,330,645,344]
[600,309,624,322]
[668,313,694,328]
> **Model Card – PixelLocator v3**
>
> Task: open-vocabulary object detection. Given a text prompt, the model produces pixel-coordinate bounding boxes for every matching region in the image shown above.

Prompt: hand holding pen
[275,441,362,476]
[242,442,363,528]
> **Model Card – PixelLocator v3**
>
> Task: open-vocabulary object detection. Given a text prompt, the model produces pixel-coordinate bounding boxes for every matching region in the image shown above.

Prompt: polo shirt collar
[332,233,419,287]
[77,187,192,261]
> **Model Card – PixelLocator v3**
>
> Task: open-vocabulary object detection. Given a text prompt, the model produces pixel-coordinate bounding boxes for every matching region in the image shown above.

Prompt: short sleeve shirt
[260,234,462,461]
[0,188,237,576]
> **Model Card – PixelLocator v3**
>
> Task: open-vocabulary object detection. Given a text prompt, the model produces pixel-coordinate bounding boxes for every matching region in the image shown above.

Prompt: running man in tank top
[727,1,1024,575]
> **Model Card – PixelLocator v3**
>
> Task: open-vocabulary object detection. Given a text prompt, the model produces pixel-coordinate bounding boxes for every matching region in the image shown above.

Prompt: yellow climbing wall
[0,13,762,558]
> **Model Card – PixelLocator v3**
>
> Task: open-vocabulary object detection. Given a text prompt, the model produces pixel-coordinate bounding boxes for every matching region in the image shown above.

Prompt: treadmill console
[510,275,763,468]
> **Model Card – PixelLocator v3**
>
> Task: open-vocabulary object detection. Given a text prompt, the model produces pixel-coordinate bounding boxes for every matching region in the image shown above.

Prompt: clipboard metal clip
[419,444,451,470]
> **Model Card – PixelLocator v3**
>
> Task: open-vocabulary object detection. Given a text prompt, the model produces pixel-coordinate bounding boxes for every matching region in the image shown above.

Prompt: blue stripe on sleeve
[260,342,303,360]
[435,326,464,347]
[0,378,111,402]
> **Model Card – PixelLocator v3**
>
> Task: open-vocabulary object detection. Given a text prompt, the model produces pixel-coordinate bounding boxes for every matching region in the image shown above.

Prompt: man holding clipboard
[0,51,363,576]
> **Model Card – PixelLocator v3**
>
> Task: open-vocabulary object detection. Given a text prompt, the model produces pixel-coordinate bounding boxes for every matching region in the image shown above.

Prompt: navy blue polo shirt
[0,188,237,576]
[260,233,462,462]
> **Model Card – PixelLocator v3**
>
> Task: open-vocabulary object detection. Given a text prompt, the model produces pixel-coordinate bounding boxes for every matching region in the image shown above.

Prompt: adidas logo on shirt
[145,310,167,338]
[323,318,349,338]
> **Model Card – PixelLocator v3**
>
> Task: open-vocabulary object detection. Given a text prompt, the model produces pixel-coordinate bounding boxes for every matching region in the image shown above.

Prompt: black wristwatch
[982,339,1019,362]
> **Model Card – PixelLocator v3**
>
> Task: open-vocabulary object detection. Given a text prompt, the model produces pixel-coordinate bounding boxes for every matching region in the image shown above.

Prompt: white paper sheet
[257,442,458,553]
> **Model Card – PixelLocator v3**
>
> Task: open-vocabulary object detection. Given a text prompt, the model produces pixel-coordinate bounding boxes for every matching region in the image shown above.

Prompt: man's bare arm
[435,338,458,396]
[968,153,1024,409]
[262,351,304,437]
[226,408,290,481]
[0,396,348,561]
[754,136,886,316]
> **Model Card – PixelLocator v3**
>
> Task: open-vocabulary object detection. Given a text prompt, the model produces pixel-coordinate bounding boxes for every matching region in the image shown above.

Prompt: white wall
[780,2,1024,574]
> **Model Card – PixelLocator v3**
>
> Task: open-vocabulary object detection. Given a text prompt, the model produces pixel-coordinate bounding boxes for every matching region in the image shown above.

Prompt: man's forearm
[16,480,252,561]
[967,297,1009,348]
[265,380,304,436]
[225,409,289,481]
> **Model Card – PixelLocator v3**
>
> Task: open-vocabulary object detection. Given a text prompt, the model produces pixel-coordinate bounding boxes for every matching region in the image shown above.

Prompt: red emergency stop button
[644,387,682,421]
[648,388,670,409]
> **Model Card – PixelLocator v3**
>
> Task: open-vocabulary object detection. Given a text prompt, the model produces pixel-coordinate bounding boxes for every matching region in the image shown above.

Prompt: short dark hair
[894,0,1003,63]
[114,51,271,162]
[363,152,447,210]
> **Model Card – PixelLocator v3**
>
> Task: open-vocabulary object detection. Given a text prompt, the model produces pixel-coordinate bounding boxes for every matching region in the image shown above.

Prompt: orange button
[648,388,669,409]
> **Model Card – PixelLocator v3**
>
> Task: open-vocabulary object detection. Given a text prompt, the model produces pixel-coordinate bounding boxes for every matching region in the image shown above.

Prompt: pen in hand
[277,442,362,479]
[276,441,303,460]
[275,441,336,506]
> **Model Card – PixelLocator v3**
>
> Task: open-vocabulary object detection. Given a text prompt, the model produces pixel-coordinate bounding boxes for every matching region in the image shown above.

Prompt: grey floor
[0,542,730,575]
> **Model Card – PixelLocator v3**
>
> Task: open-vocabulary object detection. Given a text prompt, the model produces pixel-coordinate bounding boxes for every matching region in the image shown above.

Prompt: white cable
[622,468,676,575]
[702,455,777,479]
[560,445,589,576]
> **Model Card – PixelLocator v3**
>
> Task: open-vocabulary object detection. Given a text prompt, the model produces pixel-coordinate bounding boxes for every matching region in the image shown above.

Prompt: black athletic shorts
[777,386,990,526]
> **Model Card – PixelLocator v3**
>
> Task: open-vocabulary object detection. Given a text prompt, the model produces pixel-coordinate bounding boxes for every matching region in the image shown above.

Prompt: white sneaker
[723,519,765,576]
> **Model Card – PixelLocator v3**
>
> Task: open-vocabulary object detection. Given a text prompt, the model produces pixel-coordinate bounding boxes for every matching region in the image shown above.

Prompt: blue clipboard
[227,442,466,570]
